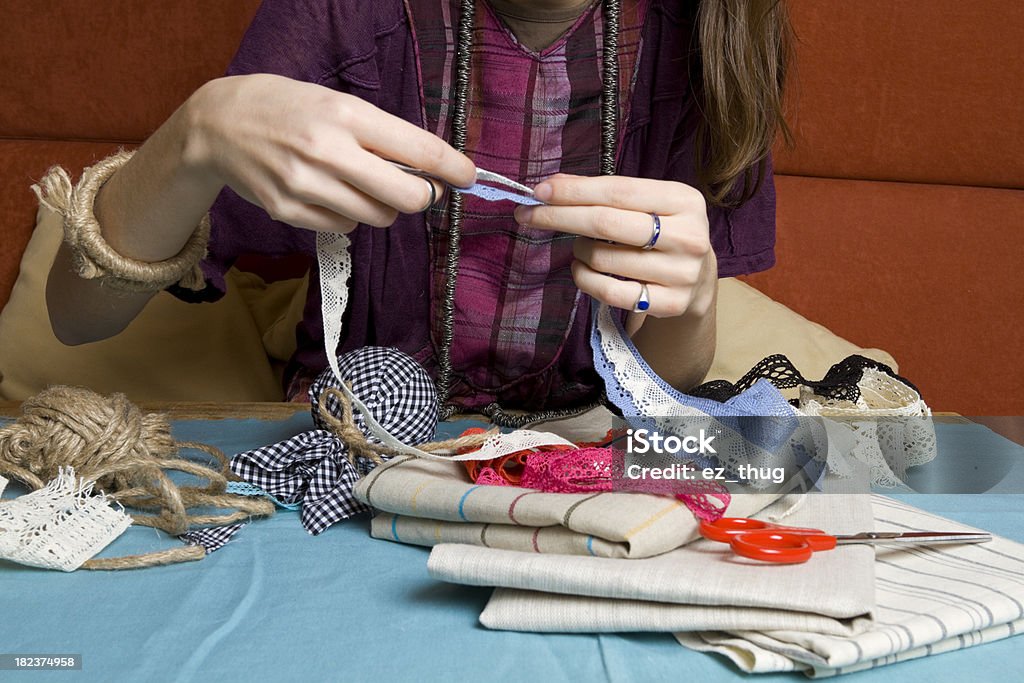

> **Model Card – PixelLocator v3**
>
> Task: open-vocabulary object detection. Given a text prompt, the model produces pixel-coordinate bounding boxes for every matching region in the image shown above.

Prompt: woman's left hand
[513,174,718,331]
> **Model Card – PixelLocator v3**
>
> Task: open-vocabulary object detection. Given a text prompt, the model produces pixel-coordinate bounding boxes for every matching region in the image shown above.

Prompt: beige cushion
[0,208,896,403]
[0,207,302,402]
[709,278,898,390]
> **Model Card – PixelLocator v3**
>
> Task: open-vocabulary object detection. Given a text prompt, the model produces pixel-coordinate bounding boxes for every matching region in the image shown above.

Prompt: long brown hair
[694,0,793,206]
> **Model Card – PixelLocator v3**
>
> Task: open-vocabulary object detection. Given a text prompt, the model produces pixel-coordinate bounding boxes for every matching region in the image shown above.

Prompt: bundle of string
[0,386,274,569]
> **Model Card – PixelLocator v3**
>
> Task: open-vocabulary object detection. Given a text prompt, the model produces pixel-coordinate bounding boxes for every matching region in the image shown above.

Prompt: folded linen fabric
[480,589,873,637]
[427,494,876,618]
[674,495,1024,676]
[373,513,633,558]
[354,455,782,558]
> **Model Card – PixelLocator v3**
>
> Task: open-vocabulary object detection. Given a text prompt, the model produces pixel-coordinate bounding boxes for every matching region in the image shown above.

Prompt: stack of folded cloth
[354,456,1024,676]
[354,455,781,558]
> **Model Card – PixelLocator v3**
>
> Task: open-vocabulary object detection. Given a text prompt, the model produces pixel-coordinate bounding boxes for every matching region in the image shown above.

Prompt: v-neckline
[482,0,601,60]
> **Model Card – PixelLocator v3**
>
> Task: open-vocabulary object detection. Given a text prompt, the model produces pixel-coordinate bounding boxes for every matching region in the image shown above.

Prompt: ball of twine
[0,385,177,491]
[0,386,274,569]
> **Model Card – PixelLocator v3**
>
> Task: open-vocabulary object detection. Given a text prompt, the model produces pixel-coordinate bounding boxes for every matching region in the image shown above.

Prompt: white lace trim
[594,303,707,423]
[455,430,576,461]
[0,468,132,571]
[317,231,353,398]
[318,232,432,457]
[800,368,936,487]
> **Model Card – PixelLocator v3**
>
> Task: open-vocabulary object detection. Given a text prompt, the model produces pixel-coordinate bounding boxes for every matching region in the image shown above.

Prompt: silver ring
[420,178,438,212]
[642,213,661,250]
[632,282,651,313]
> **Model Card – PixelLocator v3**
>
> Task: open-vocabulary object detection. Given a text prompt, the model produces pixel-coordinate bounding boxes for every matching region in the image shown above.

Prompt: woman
[43,0,790,421]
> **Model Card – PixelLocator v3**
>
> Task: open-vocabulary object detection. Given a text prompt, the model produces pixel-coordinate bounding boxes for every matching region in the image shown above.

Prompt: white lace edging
[799,368,936,487]
[0,468,132,571]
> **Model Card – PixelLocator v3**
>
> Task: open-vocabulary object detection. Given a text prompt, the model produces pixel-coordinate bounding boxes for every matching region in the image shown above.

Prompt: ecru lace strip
[800,368,935,487]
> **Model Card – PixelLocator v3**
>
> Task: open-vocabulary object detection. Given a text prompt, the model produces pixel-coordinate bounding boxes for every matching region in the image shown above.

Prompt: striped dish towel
[675,495,1024,676]
[480,589,874,637]
[465,493,1022,676]
[353,455,782,558]
[428,494,876,619]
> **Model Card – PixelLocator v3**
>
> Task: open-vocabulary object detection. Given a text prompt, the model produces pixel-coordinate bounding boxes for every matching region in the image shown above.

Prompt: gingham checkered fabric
[309,346,438,445]
[231,430,369,535]
[230,347,438,535]
[179,523,245,554]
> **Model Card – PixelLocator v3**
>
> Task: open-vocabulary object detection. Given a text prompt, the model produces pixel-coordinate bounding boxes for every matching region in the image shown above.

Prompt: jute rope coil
[0,386,273,569]
[0,385,495,570]
[30,149,210,293]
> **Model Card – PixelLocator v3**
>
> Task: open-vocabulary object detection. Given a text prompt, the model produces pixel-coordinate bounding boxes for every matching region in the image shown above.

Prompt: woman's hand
[45,73,475,346]
[513,174,718,332]
[184,74,476,233]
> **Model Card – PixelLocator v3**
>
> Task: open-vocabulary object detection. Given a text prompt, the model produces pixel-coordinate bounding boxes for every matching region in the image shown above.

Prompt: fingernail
[534,182,552,202]
[515,206,533,225]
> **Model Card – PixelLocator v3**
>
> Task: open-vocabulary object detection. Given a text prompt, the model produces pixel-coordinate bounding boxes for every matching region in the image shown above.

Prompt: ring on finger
[420,178,438,213]
[632,282,651,313]
[641,213,661,250]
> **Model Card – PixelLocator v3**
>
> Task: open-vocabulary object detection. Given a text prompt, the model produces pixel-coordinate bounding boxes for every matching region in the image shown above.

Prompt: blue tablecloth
[3,414,1023,682]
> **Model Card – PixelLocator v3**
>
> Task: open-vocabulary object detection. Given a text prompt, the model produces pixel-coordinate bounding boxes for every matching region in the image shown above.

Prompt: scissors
[389,161,542,206]
[700,517,992,564]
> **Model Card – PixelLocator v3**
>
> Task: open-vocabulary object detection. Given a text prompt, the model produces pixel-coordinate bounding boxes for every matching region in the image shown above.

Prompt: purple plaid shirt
[176,0,777,411]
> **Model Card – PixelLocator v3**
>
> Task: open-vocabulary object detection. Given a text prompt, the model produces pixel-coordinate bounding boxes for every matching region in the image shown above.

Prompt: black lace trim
[690,354,919,405]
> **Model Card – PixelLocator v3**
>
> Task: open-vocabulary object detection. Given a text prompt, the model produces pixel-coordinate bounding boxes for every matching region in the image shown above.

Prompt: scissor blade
[835,531,993,545]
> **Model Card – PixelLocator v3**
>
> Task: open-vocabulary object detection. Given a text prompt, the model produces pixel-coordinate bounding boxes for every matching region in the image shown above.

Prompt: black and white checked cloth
[179,523,245,553]
[310,345,438,445]
[230,347,437,536]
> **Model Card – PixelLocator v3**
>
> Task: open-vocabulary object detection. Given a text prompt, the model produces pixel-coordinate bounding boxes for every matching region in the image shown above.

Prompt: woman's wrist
[41,82,230,345]
[90,87,226,265]
[178,78,230,186]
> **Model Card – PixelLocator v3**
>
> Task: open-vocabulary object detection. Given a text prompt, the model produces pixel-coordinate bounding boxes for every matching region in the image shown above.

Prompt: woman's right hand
[183,73,476,233]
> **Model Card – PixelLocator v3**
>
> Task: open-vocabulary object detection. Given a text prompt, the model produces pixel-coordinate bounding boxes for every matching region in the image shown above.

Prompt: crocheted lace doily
[0,468,131,571]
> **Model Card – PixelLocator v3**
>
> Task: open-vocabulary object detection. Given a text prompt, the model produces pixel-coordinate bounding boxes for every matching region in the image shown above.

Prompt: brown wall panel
[776,0,1024,189]
[0,0,261,141]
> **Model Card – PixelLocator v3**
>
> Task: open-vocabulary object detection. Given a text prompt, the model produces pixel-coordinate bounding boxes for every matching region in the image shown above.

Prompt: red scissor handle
[729,531,838,564]
[699,518,826,543]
